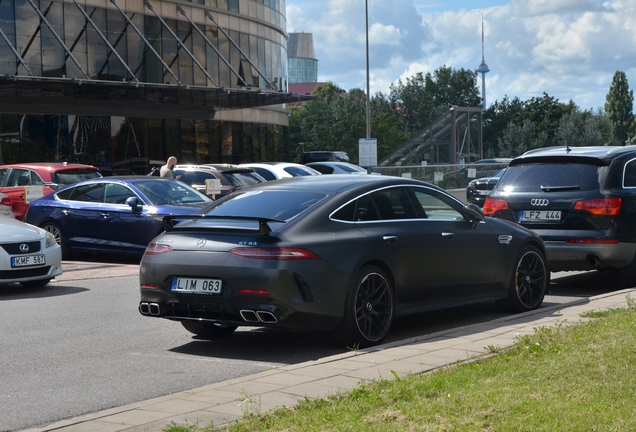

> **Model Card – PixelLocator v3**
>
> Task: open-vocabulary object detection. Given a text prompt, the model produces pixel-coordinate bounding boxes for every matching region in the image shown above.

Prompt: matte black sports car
[138,175,549,347]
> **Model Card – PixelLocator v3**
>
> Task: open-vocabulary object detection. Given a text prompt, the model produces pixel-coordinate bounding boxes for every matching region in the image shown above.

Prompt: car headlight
[45,232,57,248]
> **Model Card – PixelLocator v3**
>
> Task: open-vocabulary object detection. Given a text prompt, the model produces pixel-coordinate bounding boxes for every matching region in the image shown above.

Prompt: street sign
[359,138,377,168]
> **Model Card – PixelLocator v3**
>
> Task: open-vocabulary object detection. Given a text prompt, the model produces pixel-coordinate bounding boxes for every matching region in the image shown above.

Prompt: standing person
[160,156,180,179]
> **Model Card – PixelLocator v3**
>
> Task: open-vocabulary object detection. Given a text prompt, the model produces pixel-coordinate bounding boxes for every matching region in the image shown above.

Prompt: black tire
[330,265,394,348]
[181,320,238,338]
[41,222,69,259]
[20,278,51,288]
[502,245,549,312]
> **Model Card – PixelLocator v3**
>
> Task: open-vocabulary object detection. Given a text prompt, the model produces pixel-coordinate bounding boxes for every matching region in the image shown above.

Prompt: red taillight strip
[239,289,270,295]
[144,243,172,256]
[566,239,619,244]
[230,248,320,260]
[573,198,621,216]
[141,284,160,289]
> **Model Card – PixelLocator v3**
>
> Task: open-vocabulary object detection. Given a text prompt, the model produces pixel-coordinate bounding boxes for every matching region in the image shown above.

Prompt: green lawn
[165,298,636,432]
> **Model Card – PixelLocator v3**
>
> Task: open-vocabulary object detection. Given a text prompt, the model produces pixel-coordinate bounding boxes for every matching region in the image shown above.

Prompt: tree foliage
[605,71,635,144]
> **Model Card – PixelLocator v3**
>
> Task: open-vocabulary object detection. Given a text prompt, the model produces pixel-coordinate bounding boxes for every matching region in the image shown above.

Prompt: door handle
[383,235,398,243]
[62,209,70,216]
[441,232,455,239]
[99,212,109,219]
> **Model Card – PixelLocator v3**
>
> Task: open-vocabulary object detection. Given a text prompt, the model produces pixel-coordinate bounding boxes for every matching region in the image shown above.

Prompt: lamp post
[365,0,370,139]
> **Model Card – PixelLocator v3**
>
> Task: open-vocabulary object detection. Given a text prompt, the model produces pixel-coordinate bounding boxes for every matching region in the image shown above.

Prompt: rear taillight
[566,239,619,244]
[0,196,10,206]
[230,248,320,260]
[483,198,509,215]
[573,198,621,216]
[144,243,172,256]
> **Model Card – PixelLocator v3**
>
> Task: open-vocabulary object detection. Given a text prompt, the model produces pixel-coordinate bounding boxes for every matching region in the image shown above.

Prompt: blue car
[24,176,213,258]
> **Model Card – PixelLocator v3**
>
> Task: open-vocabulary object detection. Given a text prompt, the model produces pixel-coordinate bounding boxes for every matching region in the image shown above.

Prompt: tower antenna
[476,13,490,109]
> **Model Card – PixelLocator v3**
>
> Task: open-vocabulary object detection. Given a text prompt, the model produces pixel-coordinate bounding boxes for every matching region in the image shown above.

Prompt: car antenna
[566,143,571,153]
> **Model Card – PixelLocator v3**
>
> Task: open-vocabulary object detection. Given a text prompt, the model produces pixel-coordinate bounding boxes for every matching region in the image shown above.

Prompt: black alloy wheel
[330,265,394,348]
[507,245,549,312]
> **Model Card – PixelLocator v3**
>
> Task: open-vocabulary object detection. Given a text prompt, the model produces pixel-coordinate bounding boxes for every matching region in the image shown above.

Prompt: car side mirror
[463,203,484,229]
[126,196,141,209]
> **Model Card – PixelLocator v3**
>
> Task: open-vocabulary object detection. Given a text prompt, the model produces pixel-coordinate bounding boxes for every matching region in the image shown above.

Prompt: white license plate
[11,254,46,268]
[171,277,222,295]
[520,210,562,222]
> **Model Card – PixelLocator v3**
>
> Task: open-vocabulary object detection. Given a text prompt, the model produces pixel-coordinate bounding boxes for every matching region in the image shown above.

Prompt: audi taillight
[573,198,621,216]
[483,198,509,215]
[230,248,320,260]
[0,196,10,206]
[144,243,172,256]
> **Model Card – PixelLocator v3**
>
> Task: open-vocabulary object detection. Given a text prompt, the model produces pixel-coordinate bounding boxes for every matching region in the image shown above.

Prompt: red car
[0,163,101,220]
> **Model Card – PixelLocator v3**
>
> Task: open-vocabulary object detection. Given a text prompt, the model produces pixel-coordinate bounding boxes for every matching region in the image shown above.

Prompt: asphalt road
[0,258,623,432]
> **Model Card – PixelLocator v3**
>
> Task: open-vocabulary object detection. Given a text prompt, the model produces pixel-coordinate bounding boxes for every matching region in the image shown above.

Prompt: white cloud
[286,0,636,110]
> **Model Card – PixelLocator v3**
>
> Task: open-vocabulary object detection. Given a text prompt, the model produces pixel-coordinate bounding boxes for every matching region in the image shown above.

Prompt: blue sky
[285,0,636,111]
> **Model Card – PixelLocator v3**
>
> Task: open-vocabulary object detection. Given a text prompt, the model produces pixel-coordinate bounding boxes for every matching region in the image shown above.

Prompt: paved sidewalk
[22,288,635,432]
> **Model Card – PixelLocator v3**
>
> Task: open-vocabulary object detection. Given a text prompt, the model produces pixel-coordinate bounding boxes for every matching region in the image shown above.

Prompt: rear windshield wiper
[540,185,580,192]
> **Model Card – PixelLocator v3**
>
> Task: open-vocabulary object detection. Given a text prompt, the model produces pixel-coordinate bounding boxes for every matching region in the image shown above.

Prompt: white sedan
[238,162,321,181]
[0,217,63,288]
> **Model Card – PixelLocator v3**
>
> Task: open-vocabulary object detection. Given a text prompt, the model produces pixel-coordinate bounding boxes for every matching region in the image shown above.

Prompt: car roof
[512,145,636,166]
[238,173,433,194]
[0,162,98,171]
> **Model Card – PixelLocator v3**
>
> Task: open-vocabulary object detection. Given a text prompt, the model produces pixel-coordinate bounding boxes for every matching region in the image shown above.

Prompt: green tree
[497,120,548,158]
[605,71,634,144]
[554,108,614,147]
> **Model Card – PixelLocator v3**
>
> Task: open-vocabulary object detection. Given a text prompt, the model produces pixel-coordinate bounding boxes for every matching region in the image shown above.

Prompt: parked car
[442,158,512,190]
[0,192,14,218]
[138,175,549,347]
[466,169,506,207]
[301,151,351,164]
[24,176,213,258]
[0,163,102,220]
[0,216,63,287]
[306,161,368,175]
[173,165,266,198]
[238,162,321,181]
[483,145,636,286]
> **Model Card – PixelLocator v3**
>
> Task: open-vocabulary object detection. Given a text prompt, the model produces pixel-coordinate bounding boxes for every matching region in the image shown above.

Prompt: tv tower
[476,14,490,109]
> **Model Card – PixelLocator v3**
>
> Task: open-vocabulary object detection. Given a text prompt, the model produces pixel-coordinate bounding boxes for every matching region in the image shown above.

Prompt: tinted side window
[7,168,30,186]
[57,184,104,202]
[369,188,417,220]
[251,167,276,181]
[104,184,138,204]
[623,159,636,188]
[411,188,463,221]
[30,170,44,185]
[284,166,318,177]
[0,168,6,185]
[495,163,604,193]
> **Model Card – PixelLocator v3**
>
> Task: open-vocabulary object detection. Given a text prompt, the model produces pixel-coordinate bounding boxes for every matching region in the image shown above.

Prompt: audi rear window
[495,163,606,193]
[203,190,326,220]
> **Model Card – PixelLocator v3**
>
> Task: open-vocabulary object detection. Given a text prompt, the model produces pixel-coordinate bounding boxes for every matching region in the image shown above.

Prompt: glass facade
[288,58,318,84]
[0,0,291,170]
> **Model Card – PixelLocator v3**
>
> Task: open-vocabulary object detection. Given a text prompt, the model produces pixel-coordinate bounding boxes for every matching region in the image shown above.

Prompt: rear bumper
[544,241,636,271]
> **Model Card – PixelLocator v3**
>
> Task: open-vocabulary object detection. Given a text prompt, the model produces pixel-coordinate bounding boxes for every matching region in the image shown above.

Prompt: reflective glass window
[0,0,16,74]
[143,16,162,83]
[15,0,42,75]
[106,9,128,80]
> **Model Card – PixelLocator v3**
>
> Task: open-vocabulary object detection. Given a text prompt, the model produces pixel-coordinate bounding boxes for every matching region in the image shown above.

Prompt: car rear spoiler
[162,215,285,235]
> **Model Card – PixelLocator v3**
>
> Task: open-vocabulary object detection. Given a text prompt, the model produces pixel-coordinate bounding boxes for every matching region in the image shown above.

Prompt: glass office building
[287,32,317,84]
[0,0,310,173]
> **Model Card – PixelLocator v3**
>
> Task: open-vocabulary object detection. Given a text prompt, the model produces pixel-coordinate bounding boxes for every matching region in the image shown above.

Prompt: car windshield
[495,163,605,193]
[202,190,326,220]
[52,169,102,184]
[133,179,213,205]
[335,163,366,173]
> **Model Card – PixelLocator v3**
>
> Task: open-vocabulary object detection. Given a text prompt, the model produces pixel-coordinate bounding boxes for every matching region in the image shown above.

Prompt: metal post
[365,0,370,139]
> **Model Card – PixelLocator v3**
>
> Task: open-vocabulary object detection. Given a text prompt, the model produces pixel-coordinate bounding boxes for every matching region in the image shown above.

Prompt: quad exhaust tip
[139,302,161,316]
[240,309,278,323]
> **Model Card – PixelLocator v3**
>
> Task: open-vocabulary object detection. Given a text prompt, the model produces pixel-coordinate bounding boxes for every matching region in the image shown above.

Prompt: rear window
[220,171,265,188]
[52,169,102,185]
[203,190,326,220]
[283,166,320,177]
[495,163,606,193]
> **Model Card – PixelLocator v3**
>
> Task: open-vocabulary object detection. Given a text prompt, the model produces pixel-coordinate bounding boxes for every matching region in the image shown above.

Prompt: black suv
[484,146,636,285]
